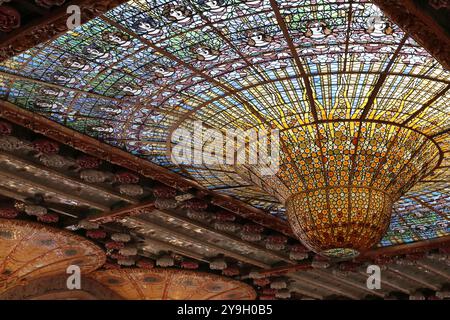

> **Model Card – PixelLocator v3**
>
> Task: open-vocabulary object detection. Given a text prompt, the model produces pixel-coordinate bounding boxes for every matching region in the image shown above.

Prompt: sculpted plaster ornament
[289,251,308,261]
[156,255,174,267]
[270,280,287,290]
[186,209,209,221]
[78,220,100,230]
[210,258,227,270]
[80,169,110,183]
[118,184,144,197]
[111,233,131,242]
[241,232,262,242]
[155,198,178,210]
[213,221,239,233]
[39,154,75,169]
[117,258,135,266]
[0,135,28,152]
[24,204,47,217]
[275,289,291,299]
[119,247,138,256]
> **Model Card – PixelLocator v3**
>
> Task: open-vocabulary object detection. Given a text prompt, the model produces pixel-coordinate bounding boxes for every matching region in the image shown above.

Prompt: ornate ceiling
[0,0,448,300]
[89,268,256,300]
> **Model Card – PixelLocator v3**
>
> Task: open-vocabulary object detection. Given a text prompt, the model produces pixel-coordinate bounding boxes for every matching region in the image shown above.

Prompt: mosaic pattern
[89,268,256,300]
[237,121,441,256]
[0,0,448,247]
[285,187,393,256]
[0,219,106,292]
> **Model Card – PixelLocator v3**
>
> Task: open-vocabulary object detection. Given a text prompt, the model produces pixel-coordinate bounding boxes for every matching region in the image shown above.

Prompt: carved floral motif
[35,0,66,8]
[0,135,26,152]
[136,259,154,269]
[154,198,178,210]
[156,255,174,267]
[429,0,449,10]
[37,213,59,223]
[152,185,177,199]
[0,5,20,32]
[80,169,113,183]
[105,241,125,250]
[24,204,47,217]
[76,155,102,169]
[32,139,59,154]
[210,258,227,270]
[86,229,107,239]
[111,233,131,242]
[0,207,18,219]
[183,199,208,211]
[39,154,75,168]
[0,121,12,135]
[115,171,139,184]
[118,184,143,197]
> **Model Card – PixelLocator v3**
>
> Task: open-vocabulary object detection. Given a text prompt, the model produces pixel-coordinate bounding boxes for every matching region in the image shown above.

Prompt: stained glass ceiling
[0,0,448,248]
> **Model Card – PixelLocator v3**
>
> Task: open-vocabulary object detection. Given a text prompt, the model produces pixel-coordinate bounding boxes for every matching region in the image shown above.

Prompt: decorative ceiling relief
[0,218,105,293]
[89,268,256,300]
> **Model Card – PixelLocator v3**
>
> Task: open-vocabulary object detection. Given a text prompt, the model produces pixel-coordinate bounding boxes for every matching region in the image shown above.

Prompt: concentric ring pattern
[0,219,106,292]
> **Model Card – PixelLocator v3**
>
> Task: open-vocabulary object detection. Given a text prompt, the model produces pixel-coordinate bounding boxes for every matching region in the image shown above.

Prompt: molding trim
[373,0,450,69]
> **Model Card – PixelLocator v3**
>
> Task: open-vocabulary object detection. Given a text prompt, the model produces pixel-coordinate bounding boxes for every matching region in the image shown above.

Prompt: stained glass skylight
[0,0,448,249]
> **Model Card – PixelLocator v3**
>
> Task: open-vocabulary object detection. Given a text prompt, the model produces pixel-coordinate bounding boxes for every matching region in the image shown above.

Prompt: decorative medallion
[89,268,256,300]
[0,219,105,292]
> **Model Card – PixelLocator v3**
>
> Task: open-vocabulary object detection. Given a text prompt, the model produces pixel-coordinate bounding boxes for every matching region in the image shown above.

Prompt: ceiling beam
[311,269,386,298]
[137,235,211,264]
[0,150,136,204]
[86,200,154,224]
[0,169,109,211]
[387,267,440,291]
[0,100,293,236]
[0,185,78,218]
[128,217,271,269]
[154,209,295,264]
[416,260,450,282]
[290,273,359,300]
[258,262,312,277]
[356,270,411,294]
[290,286,323,300]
